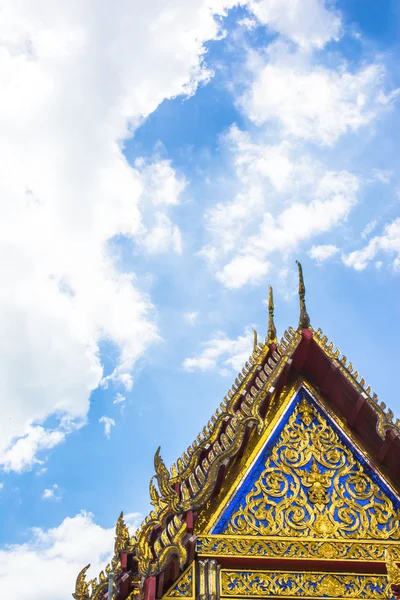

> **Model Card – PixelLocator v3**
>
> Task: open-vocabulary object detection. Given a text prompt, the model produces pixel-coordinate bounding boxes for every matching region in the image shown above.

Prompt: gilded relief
[216,395,400,540]
[220,570,390,599]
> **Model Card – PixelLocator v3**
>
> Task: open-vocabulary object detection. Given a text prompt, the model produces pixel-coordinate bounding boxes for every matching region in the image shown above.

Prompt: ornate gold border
[204,382,299,533]
[162,562,195,600]
[219,568,390,599]
[197,535,400,563]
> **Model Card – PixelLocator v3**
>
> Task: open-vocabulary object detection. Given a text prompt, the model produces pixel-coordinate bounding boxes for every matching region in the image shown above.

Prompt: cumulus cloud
[183,327,253,373]
[242,60,398,146]
[0,0,241,472]
[0,511,141,600]
[248,0,342,49]
[343,218,400,271]
[202,128,359,288]
[309,244,339,263]
[99,416,116,439]
[1,427,65,473]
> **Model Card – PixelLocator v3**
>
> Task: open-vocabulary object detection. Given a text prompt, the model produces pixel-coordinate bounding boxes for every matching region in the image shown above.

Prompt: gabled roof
[73,263,400,600]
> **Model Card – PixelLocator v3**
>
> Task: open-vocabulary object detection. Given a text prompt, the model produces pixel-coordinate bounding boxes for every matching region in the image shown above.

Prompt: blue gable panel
[212,386,400,537]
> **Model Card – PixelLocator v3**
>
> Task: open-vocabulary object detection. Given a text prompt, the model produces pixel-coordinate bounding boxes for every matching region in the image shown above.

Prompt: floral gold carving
[223,397,400,539]
[220,570,390,599]
[197,535,400,562]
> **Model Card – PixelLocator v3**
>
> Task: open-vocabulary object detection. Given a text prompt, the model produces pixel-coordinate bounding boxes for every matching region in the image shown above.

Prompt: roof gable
[72,264,400,600]
[203,383,400,540]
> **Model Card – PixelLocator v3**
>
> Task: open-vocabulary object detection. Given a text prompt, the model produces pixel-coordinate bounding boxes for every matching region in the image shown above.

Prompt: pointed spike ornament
[296,261,311,329]
[266,286,277,345]
[253,328,258,352]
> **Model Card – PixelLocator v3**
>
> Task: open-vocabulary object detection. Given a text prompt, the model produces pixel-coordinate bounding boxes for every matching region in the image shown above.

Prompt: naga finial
[296,261,310,329]
[266,286,277,345]
[154,446,179,512]
[253,328,258,352]
[72,564,91,600]
[114,511,130,555]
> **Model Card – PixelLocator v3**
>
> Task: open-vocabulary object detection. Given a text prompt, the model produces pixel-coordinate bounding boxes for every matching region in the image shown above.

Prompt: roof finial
[266,286,277,345]
[253,328,258,352]
[296,260,310,329]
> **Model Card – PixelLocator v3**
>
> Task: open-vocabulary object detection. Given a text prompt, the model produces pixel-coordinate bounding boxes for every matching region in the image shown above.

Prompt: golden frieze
[197,535,400,562]
[220,570,390,599]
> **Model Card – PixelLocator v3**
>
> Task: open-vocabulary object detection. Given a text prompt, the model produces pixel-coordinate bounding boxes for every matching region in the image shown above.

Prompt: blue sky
[0,1,399,598]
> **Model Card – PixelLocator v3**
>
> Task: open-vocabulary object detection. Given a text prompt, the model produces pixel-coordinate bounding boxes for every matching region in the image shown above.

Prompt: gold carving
[224,397,400,539]
[220,570,390,599]
[296,261,310,329]
[301,461,332,507]
[266,286,277,345]
[115,511,130,554]
[386,550,400,586]
[72,564,91,600]
[197,535,400,562]
[163,563,194,598]
[154,447,180,512]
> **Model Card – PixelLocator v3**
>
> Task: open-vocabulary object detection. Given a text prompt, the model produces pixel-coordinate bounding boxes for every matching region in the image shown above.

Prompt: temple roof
[73,263,400,600]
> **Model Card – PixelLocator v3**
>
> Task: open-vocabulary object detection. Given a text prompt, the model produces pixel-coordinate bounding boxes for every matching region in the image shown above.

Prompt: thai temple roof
[73,262,400,600]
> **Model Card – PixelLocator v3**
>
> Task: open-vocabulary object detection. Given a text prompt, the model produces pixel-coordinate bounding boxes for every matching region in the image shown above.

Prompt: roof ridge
[312,327,400,439]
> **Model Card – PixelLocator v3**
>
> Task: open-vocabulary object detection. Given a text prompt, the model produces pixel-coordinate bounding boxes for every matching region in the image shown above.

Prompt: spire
[296,260,310,329]
[266,285,277,345]
[253,328,258,352]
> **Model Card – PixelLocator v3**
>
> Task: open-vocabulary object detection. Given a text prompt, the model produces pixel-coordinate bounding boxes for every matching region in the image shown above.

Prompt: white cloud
[249,0,341,48]
[99,416,116,439]
[217,254,270,288]
[113,393,126,405]
[202,128,359,288]
[42,484,61,501]
[343,218,400,271]
[141,212,183,255]
[183,327,253,373]
[0,0,241,472]
[184,312,199,325]
[372,169,392,184]
[308,244,339,263]
[242,60,398,146]
[248,0,342,49]
[0,511,142,600]
[361,219,378,239]
[226,126,294,191]
[1,427,65,473]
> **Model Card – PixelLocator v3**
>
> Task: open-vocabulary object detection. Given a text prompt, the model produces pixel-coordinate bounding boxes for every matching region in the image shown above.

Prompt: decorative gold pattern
[386,550,400,586]
[163,563,194,599]
[154,447,180,512]
[197,535,400,562]
[220,570,390,599]
[115,511,130,554]
[224,398,400,539]
[311,328,400,440]
[266,286,277,345]
[73,564,91,600]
